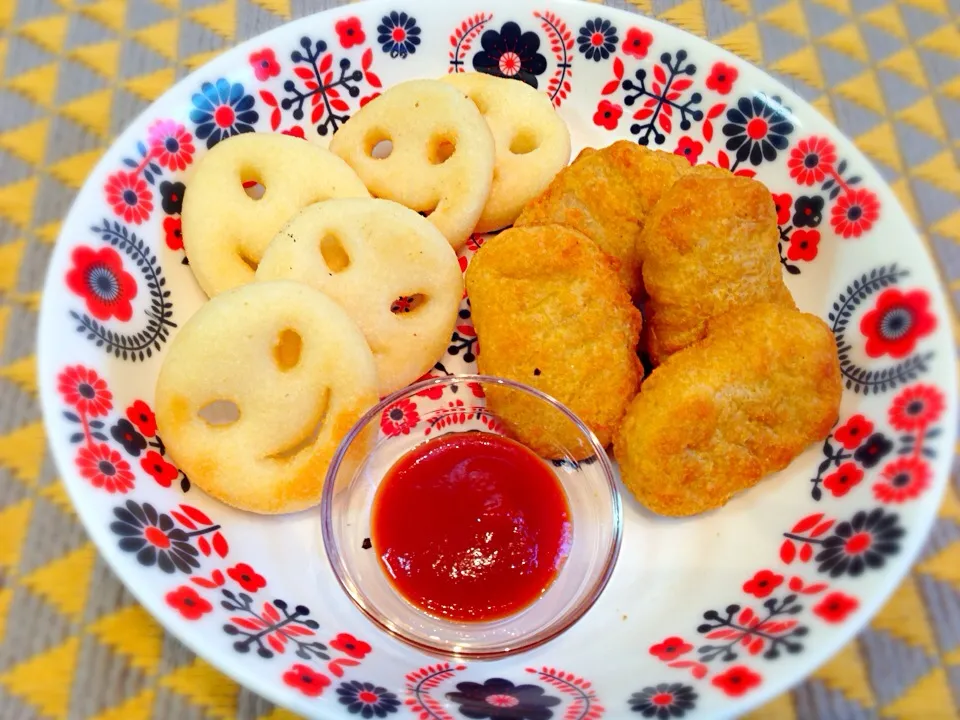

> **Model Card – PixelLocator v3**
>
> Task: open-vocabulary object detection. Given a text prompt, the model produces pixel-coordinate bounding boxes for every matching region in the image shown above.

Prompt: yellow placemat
[0,0,958,717]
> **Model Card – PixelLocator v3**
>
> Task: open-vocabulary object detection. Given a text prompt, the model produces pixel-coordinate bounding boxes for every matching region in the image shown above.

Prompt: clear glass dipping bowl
[320,374,622,659]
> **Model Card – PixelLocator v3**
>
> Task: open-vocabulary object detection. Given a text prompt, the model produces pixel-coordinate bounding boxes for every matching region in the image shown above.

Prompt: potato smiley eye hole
[242,180,265,200]
[428,136,456,164]
[320,233,350,273]
[365,131,394,159]
[274,329,302,371]
[391,293,427,314]
[238,248,259,272]
[510,129,539,155]
[198,400,240,426]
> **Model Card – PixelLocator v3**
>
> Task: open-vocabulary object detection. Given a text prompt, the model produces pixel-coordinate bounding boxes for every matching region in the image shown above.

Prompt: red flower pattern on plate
[284,663,331,697]
[712,666,762,696]
[772,192,792,225]
[380,398,420,436]
[823,462,864,498]
[141,450,178,488]
[831,188,879,238]
[228,563,267,592]
[788,136,836,186]
[105,170,153,224]
[77,443,135,493]
[742,570,783,598]
[330,633,371,660]
[58,365,113,417]
[622,28,652,58]
[146,120,195,171]
[126,400,157,437]
[336,17,365,48]
[281,126,306,139]
[167,586,213,620]
[705,61,737,94]
[834,415,873,449]
[874,457,931,504]
[250,48,281,81]
[813,592,859,623]
[163,216,183,251]
[888,384,944,432]
[674,136,702,165]
[593,99,622,130]
[860,288,936,359]
[787,229,819,262]
[66,246,138,322]
[649,636,693,661]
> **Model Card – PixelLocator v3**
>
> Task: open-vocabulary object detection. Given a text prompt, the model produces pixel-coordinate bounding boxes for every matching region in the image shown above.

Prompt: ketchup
[371,432,571,622]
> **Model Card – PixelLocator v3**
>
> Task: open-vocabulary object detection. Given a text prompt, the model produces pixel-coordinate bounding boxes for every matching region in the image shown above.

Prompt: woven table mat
[1,0,959,718]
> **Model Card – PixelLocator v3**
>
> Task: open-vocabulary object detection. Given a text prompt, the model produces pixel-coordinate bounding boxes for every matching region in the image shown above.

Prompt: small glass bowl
[321,374,622,659]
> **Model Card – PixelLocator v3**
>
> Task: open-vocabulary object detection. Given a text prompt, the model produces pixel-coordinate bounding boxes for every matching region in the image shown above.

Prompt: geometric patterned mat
[0,0,958,717]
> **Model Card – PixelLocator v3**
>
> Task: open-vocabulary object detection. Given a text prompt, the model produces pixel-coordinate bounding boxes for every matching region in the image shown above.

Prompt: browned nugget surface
[465,224,643,457]
[515,141,691,297]
[614,303,842,517]
[640,173,795,364]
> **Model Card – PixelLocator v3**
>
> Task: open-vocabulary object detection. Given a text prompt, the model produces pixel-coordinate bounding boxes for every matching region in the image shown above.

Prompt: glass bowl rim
[320,373,624,660]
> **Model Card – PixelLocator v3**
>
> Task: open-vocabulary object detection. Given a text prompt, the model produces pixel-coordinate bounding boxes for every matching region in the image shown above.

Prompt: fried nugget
[614,303,842,517]
[640,173,795,364]
[515,141,691,297]
[465,224,643,458]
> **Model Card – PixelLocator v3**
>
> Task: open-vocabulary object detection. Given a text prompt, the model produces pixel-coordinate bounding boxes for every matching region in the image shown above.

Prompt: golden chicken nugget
[614,303,842,517]
[640,173,795,364]
[465,224,643,458]
[515,141,691,297]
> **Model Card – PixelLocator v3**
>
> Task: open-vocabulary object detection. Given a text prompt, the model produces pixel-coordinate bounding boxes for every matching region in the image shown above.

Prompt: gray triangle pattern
[860,627,937,706]
[878,69,928,114]
[46,114,103,165]
[917,573,960,660]
[118,35,172,80]
[3,35,58,77]
[127,0,175,32]
[53,60,109,105]
[63,13,117,51]
[793,677,880,720]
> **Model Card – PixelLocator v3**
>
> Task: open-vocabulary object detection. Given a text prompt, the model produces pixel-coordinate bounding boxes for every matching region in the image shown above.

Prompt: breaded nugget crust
[614,303,842,517]
[515,141,690,297]
[640,173,795,364]
[465,224,643,457]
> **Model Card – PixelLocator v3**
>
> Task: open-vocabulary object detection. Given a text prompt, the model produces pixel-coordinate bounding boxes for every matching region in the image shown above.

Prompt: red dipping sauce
[371,432,572,622]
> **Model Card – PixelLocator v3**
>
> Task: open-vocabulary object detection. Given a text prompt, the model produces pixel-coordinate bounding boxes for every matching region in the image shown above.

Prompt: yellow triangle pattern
[812,639,876,707]
[878,47,929,88]
[39,478,77,516]
[158,659,241,719]
[713,22,763,65]
[20,544,95,621]
[88,604,165,675]
[835,69,886,114]
[0,636,80,720]
[34,220,62,245]
[5,62,60,108]
[257,709,303,720]
[761,0,809,38]
[0,119,50,167]
[881,667,955,719]
[896,96,947,142]
[132,19,180,63]
[79,0,128,33]
[869,576,938,656]
[90,689,157,720]
[854,122,903,172]
[742,691,796,720]
[0,177,39,228]
[917,25,960,58]
[68,40,123,79]
[931,209,960,242]
[0,305,9,350]
[0,421,46,487]
[11,291,41,312]
[0,587,12,644]
[771,45,824,90]
[940,76,960,102]
[861,4,907,40]
[722,0,753,16]
[658,0,706,38]
[183,48,224,71]
[938,482,960,525]
[910,150,960,196]
[0,37,7,78]
[809,94,835,122]
[188,0,237,41]
[0,238,25,293]
[899,0,948,14]
[812,0,852,15]
[0,355,35,396]
[818,23,869,62]
[48,148,106,190]
[123,67,177,102]
[0,0,12,29]
[917,541,960,586]
[0,498,32,574]
[889,177,920,227]
[250,0,291,19]
[16,14,70,55]
[58,88,114,139]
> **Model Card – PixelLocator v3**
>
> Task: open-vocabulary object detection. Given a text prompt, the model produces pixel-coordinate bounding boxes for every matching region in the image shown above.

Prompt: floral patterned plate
[38,0,957,718]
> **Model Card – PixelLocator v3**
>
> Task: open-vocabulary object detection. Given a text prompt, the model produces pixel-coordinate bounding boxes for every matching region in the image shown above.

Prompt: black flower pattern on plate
[160,181,186,215]
[815,508,904,577]
[577,18,618,61]
[336,681,401,718]
[447,678,561,720]
[629,683,698,718]
[792,195,824,228]
[473,22,547,89]
[377,11,420,59]
[110,500,200,574]
[110,418,146,456]
[853,433,893,469]
[722,93,794,166]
